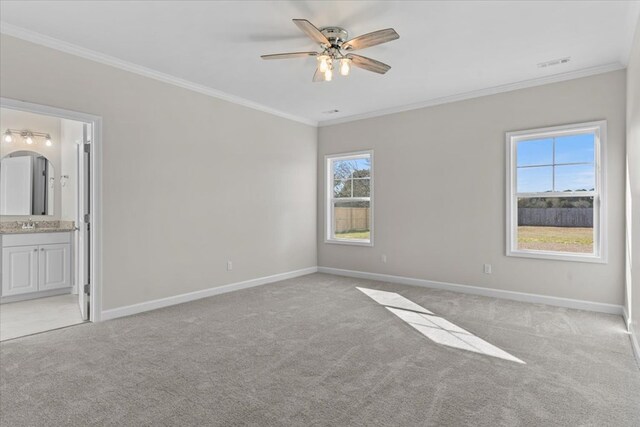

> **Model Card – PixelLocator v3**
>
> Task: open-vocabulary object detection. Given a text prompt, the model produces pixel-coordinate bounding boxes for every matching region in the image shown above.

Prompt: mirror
[0,151,55,216]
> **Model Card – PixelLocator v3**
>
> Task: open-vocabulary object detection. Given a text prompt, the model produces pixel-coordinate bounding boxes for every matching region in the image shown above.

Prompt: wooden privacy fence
[335,207,370,232]
[518,208,593,227]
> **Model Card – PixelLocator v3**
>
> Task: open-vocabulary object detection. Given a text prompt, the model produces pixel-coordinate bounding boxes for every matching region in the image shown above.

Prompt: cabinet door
[38,244,71,291]
[2,245,39,296]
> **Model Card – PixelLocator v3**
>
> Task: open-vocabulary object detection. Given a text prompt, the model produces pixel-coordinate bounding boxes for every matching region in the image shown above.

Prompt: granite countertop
[0,220,77,234]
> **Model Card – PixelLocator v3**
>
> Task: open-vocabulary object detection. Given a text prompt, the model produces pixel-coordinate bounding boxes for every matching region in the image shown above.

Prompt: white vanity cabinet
[1,232,72,298]
[38,243,71,291]
[1,245,39,296]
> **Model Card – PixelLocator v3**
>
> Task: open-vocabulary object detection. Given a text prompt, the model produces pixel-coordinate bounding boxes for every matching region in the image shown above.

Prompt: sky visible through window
[516,133,595,193]
[333,157,371,198]
[333,158,371,179]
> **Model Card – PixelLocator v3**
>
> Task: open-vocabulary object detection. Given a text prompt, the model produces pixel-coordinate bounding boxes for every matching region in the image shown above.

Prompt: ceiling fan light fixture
[3,129,12,143]
[262,19,398,82]
[340,58,351,76]
[317,54,330,73]
[324,67,333,81]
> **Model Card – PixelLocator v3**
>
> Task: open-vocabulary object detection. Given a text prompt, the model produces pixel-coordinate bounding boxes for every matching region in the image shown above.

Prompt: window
[506,121,606,262]
[326,151,373,245]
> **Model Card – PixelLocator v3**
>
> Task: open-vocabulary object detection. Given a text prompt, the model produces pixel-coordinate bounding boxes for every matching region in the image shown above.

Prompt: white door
[77,124,91,320]
[2,245,39,296]
[38,244,71,291]
[0,156,32,215]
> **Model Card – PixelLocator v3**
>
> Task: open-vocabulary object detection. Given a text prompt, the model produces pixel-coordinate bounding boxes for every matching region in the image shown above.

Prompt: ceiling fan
[261,19,399,82]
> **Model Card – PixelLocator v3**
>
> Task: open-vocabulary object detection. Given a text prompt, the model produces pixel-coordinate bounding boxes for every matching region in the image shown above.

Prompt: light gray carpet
[1,273,639,426]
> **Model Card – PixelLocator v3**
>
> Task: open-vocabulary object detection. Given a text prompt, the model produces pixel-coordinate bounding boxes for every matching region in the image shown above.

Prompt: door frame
[1,97,103,322]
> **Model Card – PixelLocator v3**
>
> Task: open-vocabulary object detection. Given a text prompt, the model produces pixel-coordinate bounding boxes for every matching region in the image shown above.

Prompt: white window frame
[506,121,607,263]
[325,150,374,246]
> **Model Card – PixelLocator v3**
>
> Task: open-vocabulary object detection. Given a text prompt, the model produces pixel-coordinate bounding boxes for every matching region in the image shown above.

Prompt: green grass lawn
[335,227,592,252]
[335,230,370,240]
[517,226,593,253]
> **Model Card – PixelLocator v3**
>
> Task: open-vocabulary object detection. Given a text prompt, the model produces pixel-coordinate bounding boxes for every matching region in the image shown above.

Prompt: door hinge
[84,214,91,223]
[84,284,90,295]
[84,144,91,153]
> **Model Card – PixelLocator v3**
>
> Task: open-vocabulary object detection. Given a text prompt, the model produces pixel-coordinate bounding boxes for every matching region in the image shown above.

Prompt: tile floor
[0,294,84,341]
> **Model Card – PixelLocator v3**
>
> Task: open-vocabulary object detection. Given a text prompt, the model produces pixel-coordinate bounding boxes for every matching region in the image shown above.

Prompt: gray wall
[318,71,626,305]
[626,17,640,337]
[0,32,631,313]
[0,35,317,311]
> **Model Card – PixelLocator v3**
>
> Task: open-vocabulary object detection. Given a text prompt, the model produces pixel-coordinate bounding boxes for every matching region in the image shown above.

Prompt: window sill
[507,249,606,264]
[325,238,373,247]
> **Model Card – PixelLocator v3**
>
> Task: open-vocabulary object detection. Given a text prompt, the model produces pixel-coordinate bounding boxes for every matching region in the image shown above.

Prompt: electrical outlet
[381,254,387,263]
[483,264,492,274]
[227,261,233,271]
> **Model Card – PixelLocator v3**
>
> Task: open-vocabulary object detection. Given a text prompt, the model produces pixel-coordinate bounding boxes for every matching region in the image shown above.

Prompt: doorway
[0,99,101,341]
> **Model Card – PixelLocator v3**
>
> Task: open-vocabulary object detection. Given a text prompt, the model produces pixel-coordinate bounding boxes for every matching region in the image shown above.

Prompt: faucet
[21,218,36,230]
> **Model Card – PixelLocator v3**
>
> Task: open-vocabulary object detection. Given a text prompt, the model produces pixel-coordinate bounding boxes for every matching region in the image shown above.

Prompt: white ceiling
[1,1,639,126]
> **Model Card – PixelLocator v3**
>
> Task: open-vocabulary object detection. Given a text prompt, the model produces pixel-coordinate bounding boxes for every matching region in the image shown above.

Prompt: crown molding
[0,22,318,127]
[318,62,626,127]
[1,22,629,130]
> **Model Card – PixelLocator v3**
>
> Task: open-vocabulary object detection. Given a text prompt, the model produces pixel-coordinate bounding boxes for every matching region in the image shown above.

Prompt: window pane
[334,200,370,241]
[333,160,352,180]
[333,179,352,198]
[517,138,553,166]
[554,164,595,192]
[517,166,552,193]
[353,178,370,197]
[517,197,594,254]
[555,134,594,164]
[333,157,371,180]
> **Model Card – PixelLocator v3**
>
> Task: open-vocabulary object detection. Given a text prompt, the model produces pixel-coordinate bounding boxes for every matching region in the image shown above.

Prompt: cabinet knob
[40,248,44,251]
[33,248,37,252]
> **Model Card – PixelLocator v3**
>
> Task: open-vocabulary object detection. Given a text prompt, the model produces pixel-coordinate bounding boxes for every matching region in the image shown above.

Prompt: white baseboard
[101,266,318,321]
[318,267,623,315]
[623,306,631,330]
[623,308,640,366]
[630,324,640,367]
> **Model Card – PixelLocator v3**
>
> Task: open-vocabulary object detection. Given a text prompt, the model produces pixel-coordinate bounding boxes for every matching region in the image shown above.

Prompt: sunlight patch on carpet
[357,287,525,364]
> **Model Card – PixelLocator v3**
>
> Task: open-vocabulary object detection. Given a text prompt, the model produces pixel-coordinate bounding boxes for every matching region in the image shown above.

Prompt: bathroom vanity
[0,109,91,325]
[0,223,75,303]
[0,147,78,303]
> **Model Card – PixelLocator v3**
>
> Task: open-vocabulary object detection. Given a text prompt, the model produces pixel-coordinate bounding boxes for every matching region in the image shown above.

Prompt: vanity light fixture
[2,128,53,146]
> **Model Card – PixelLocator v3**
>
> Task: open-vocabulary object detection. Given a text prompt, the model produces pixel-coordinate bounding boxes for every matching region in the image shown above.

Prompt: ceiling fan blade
[261,52,318,60]
[293,19,331,47]
[312,68,325,82]
[346,54,391,74]
[342,28,399,51]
